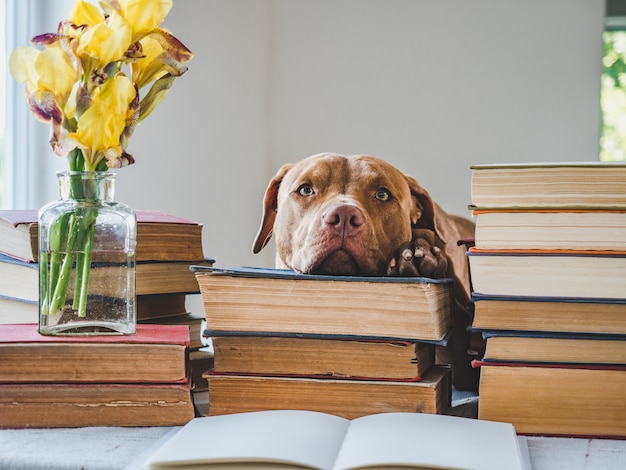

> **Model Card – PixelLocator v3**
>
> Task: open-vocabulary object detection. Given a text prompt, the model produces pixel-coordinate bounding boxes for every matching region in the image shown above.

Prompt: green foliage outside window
[601,31,626,161]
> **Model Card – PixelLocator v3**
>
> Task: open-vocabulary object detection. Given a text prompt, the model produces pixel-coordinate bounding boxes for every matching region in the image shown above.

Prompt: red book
[0,323,190,384]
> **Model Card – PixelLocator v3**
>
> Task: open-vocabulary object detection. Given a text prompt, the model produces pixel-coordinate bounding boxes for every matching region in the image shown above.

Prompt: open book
[144,410,526,470]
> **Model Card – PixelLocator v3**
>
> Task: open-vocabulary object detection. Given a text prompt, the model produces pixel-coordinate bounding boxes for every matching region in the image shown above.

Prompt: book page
[144,410,350,469]
[332,413,524,470]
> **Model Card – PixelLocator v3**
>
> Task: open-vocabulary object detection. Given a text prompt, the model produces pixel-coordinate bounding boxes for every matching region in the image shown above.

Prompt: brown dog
[253,153,482,391]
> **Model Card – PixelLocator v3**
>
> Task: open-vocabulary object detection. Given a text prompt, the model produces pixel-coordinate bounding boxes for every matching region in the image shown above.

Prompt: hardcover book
[469,162,626,209]
[0,209,205,263]
[476,362,626,438]
[193,266,453,342]
[467,248,626,299]
[471,293,626,335]
[0,323,190,383]
[0,381,194,428]
[477,330,626,366]
[472,209,626,251]
[0,253,214,301]
[211,336,435,380]
[205,366,451,419]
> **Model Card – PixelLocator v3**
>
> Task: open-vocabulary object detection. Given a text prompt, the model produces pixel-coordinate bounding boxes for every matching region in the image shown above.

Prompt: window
[0,0,5,207]
[2,0,71,210]
[601,30,626,161]
[602,1,626,161]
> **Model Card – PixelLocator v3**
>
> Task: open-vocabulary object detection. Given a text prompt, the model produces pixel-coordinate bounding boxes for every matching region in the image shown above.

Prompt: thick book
[142,312,206,351]
[477,331,626,366]
[0,323,190,383]
[211,336,434,380]
[192,266,453,342]
[469,162,626,209]
[0,209,205,263]
[467,248,626,299]
[475,362,626,438]
[0,293,190,324]
[472,209,626,251]
[0,380,194,428]
[206,366,451,419]
[0,253,214,301]
[0,295,38,324]
[143,409,525,470]
[471,293,626,335]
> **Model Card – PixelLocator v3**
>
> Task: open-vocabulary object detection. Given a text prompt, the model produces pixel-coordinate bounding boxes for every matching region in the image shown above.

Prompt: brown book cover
[206,366,451,420]
[0,209,205,263]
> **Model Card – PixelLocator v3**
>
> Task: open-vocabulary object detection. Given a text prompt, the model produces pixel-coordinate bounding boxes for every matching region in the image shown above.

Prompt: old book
[469,162,626,209]
[467,248,626,299]
[0,293,190,324]
[472,209,626,251]
[479,332,626,366]
[0,323,190,383]
[143,409,525,470]
[0,209,205,262]
[142,312,206,350]
[0,253,214,301]
[193,266,453,342]
[471,294,626,335]
[0,295,38,324]
[206,366,451,419]
[476,363,626,438]
[0,381,194,428]
[211,336,434,380]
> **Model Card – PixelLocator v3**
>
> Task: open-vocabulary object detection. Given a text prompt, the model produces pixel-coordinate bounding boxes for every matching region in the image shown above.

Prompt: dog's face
[253,153,440,276]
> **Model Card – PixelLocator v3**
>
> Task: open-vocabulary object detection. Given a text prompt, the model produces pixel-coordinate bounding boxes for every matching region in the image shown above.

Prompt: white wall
[29,0,606,274]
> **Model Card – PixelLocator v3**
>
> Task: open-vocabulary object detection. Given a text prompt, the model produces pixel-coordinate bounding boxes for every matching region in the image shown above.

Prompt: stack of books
[467,162,626,438]
[0,323,195,427]
[0,209,215,394]
[192,266,455,420]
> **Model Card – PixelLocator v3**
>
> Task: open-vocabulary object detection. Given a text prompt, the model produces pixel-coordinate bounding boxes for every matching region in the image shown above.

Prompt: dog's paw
[386,229,448,278]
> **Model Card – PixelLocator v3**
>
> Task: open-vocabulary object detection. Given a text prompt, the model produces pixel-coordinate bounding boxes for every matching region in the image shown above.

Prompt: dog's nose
[323,204,365,236]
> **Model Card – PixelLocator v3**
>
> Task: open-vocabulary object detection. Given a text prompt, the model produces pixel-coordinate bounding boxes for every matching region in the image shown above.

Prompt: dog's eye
[298,184,315,197]
[374,189,391,201]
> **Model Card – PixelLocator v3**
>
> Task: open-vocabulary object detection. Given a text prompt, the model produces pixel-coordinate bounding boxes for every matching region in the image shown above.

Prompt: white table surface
[0,425,624,470]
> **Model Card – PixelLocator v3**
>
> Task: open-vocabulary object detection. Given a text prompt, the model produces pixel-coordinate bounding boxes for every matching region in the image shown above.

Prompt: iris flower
[9,0,192,317]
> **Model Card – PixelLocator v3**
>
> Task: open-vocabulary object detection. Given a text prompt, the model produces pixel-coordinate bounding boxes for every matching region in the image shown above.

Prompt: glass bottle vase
[38,171,137,335]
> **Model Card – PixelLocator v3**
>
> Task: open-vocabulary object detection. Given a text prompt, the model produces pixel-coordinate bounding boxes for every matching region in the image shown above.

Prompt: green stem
[48,214,78,314]
[73,210,97,317]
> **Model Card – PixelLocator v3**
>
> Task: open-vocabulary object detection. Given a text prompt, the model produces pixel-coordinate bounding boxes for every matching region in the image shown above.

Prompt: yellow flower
[119,0,172,37]
[69,0,105,29]
[76,11,132,69]
[9,44,77,124]
[11,0,191,171]
[75,74,136,170]
[132,36,168,89]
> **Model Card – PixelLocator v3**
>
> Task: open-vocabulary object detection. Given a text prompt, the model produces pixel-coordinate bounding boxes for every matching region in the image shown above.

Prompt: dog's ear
[252,164,292,253]
[404,174,446,244]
